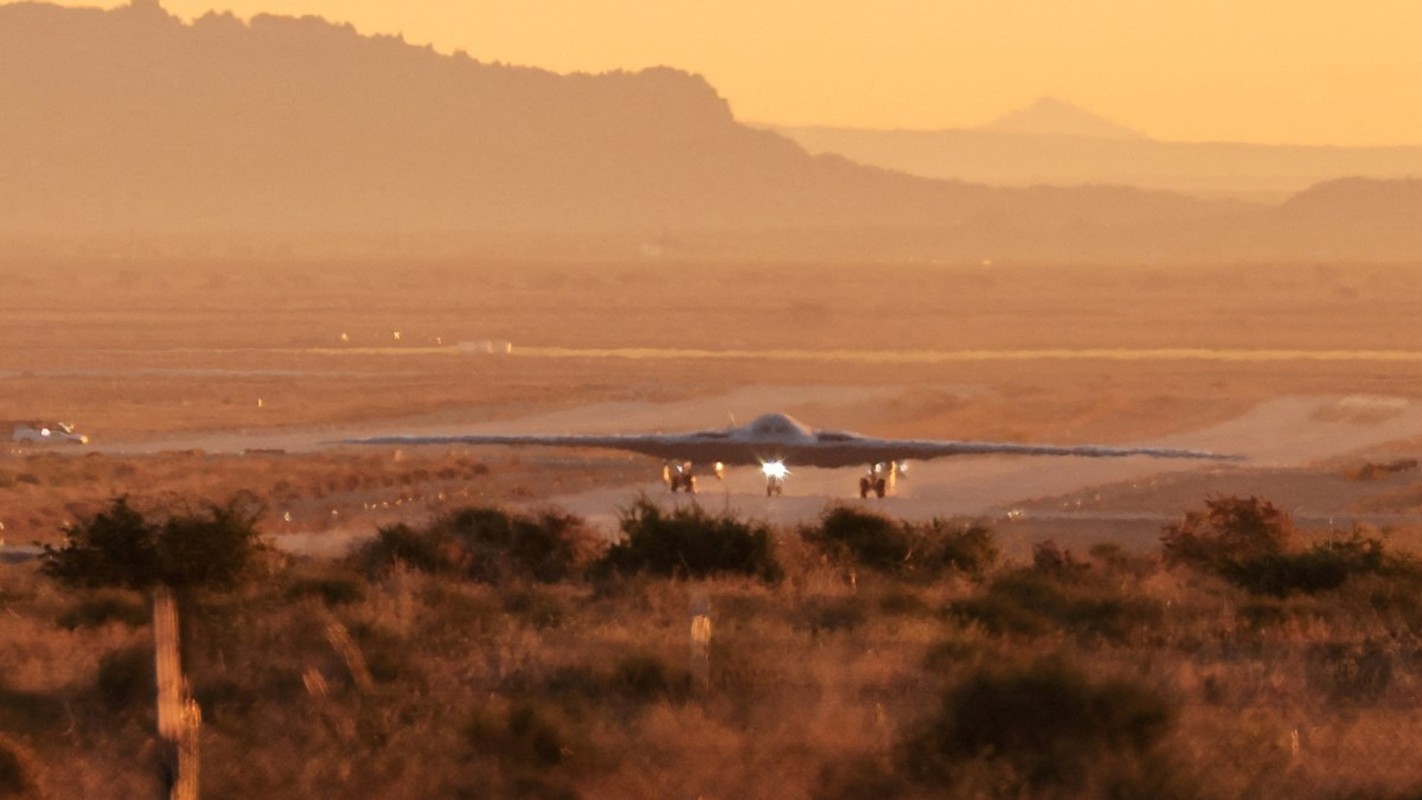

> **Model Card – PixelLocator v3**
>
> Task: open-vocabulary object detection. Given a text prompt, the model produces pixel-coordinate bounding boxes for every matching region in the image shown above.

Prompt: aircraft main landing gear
[859,475,887,498]
[859,462,902,498]
[664,462,697,493]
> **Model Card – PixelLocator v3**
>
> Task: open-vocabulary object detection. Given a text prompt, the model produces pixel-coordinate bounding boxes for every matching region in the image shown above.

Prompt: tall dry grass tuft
[16,495,1422,796]
[0,734,45,800]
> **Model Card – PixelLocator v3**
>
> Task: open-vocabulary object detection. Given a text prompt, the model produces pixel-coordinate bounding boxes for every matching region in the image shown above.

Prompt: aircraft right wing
[339,432,775,466]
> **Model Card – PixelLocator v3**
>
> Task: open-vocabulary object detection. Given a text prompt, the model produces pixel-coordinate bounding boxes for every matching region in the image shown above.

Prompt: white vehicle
[343,412,1238,497]
[6,421,89,445]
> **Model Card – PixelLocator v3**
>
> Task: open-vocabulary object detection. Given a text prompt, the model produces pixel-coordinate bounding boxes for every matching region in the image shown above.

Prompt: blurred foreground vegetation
[5,494,1422,798]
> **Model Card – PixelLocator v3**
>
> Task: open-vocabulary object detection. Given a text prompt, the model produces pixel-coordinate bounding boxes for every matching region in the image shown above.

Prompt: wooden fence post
[690,591,712,690]
[154,587,201,800]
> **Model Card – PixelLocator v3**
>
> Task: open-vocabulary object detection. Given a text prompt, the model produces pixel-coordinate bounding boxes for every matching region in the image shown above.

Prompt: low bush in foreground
[595,498,781,582]
[0,735,42,800]
[360,505,597,584]
[1162,496,1418,597]
[57,591,150,630]
[1161,495,1295,571]
[802,506,998,579]
[952,563,1164,645]
[902,657,1182,795]
[41,494,265,591]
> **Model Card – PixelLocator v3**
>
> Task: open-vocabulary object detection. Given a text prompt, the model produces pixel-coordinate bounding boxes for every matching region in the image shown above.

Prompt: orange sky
[53,0,1422,146]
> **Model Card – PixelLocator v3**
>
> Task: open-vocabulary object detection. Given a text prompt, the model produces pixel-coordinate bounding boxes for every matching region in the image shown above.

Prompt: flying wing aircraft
[342,412,1239,497]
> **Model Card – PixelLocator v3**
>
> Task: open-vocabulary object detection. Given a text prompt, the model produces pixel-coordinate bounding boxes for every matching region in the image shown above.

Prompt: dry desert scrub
[0,448,643,546]
[8,498,1422,797]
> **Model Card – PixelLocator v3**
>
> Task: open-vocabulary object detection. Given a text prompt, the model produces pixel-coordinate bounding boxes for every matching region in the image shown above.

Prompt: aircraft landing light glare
[340,411,1240,498]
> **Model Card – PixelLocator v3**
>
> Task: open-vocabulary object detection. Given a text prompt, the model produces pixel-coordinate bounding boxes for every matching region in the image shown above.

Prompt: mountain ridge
[2,1,1419,263]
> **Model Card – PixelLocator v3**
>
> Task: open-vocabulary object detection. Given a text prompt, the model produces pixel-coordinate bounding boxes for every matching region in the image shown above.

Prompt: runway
[57,345,1422,364]
[10,389,1422,560]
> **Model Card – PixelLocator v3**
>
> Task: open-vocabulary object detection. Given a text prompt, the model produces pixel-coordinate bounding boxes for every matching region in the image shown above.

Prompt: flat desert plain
[4,258,1422,552]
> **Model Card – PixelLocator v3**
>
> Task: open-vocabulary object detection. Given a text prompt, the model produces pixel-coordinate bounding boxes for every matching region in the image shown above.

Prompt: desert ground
[6,257,1422,799]
[4,258,1422,549]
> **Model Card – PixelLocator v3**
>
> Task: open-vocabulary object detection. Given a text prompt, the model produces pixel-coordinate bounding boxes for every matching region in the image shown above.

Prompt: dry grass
[0,449,645,546]
[5,259,1422,446]
[6,500,1422,798]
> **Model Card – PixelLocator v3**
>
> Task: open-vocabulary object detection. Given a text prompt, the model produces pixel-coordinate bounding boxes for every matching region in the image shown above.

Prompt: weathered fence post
[690,591,712,690]
[154,587,200,800]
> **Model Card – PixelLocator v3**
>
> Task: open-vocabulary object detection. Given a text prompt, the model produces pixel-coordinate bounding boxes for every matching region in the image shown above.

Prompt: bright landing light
[761,461,789,479]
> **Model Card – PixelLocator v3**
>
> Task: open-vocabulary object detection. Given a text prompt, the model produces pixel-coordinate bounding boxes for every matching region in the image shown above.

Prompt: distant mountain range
[2,1,1419,263]
[980,97,1145,141]
[773,99,1422,201]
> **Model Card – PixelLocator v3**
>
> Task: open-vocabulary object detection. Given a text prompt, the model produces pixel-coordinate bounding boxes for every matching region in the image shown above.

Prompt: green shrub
[467,701,571,768]
[531,653,692,713]
[1305,640,1394,704]
[360,506,596,584]
[42,495,264,591]
[284,573,368,606]
[94,645,154,715]
[611,654,690,703]
[0,736,42,800]
[41,497,159,589]
[1088,541,1158,578]
[878,588,932,618]
[814,756,908,800]
[921,517,999,577]
[156,498,265,589]
[1220,549,1352,597]
[792,595,867,635]
[502,586,569,629]
[1164,498,1410,597]
[595,498,781,582]
[1161,495,1294,572]
[903,657,1176,791]
[951,568,1164,645]
[443,507,589,584]
[805,506,902,571]
[364,522,459,574]
[0,682,66,737]
[802,507,997,578]
[57,592,149,630]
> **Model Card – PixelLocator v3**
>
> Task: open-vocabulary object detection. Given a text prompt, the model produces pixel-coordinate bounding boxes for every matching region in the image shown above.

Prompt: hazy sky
[55,0,1422,146]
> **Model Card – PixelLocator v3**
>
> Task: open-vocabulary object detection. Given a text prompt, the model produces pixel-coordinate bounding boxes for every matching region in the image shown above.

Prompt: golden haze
[43,0,1422,147]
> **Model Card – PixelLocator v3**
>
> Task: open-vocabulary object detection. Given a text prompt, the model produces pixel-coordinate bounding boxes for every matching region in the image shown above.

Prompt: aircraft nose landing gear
[761,460,788,497]
[859,474,887,498]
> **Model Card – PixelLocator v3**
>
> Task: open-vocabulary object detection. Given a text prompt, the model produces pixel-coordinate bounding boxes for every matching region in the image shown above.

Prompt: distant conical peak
[980,96,1145,140]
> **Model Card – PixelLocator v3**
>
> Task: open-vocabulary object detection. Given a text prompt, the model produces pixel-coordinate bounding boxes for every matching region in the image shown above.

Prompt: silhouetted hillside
[1242,178,1422,261]
[0,2,1232,256]
[0,2,1417,263]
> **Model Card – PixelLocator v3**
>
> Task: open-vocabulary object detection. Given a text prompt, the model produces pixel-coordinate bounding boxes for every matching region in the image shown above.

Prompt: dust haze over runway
[171,387,1421,546]
[504,392,1422,533]
[58,373,1422,551]
[12,261,1422,558]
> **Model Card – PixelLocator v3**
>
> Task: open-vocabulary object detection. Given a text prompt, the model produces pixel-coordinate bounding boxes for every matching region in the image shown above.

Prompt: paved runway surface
[66,388,1422,543]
